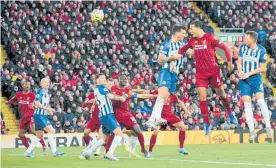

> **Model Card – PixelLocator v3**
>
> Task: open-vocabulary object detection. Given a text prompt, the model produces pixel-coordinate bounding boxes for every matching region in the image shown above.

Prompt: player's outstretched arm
[241,61,267,80]
[106,93,126,102]
[132,89,149,94]
[136,94,158,99]
[8,93,18,105]
[34,101,55,114]
[209,35,233,72]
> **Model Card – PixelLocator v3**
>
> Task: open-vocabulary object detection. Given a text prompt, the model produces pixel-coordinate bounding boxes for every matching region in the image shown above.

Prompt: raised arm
[106,93,126,102]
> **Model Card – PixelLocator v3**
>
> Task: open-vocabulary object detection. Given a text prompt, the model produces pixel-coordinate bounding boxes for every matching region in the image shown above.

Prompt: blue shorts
[100,114,120,135]
[34,115,51,131]
[239,74,264,97]
[158,69,178,94]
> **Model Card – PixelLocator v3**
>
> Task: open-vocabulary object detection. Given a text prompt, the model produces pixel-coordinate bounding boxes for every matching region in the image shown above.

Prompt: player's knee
[18,132,24,138]
[199,95,207,101]
[132,125,142,135]
[84,129,90,136]
[153,129,160,135]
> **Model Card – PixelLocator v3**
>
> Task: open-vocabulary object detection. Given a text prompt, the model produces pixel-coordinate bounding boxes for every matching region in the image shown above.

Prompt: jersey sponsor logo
[162,81,166,85]
[194,44,207,50]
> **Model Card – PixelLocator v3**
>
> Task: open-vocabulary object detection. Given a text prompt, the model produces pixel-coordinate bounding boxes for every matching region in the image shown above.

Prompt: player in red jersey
[81,92,101,156]
[140,89,188,157]
[8,81,46,151]
[105,75,157,157]
[174,21,234,135]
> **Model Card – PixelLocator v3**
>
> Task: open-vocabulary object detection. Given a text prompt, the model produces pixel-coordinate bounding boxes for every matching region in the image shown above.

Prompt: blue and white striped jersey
[94,85,114,118]
[34,88,50,116]
[159,39,186,70]
[239,43,267,73]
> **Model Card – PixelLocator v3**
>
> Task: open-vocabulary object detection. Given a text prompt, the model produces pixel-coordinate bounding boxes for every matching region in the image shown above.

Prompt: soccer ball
[90,9,104,22]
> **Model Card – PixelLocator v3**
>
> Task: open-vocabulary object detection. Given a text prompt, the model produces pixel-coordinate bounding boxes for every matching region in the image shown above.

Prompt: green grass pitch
[2,144,276,168]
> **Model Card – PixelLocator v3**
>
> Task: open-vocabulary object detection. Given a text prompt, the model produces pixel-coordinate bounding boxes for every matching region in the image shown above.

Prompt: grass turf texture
[2,144,276,168]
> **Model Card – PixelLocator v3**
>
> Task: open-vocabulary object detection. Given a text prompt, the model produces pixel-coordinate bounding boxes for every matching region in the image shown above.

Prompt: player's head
[95,73,106,85]
[106,78,114,89]
[172,23,186,41]
[118,75,129,88]
[189,21,204,37]
[244,31,258,47]
[40,78,50,89]
[22,80,31,92]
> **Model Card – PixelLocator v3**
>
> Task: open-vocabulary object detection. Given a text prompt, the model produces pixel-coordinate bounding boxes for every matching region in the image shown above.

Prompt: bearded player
[105,75,157,157]
[8,81,47,152]
[175,21,234,135]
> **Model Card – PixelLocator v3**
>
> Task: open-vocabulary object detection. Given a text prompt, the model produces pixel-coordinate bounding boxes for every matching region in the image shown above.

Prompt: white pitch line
[7,154,276,167]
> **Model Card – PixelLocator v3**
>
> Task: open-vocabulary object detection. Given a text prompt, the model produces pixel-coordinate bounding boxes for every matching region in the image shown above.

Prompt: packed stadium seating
[1,1,275,134]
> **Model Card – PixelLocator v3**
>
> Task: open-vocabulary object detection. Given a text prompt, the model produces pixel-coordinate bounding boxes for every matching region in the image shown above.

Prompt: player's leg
[43,125,64,156]
[239,79,256,140]
[30,121,46,152]
[130,124,148,157]
[253,81,272,137]
[83,129,92,146]
[146,70,171,127]
[25,130,43,157]
[148,127,160,157]
[197,86,212,135]
[18,128,29,148]
[173,122,188,155]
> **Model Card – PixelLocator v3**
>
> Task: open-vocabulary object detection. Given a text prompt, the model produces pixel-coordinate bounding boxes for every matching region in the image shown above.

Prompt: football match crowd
[1,1,276,135]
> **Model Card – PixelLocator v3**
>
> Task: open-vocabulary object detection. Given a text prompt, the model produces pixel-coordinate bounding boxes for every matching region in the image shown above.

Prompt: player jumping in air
[105,75,157,158]
[80,73,127,161]
[24,78,64,157]
[175,21,234,135]
[8,81,47,152]
[237,31,272,140]
[145,24,190,128]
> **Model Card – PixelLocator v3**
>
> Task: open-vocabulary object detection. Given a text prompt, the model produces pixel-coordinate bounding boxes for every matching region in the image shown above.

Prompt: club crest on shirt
[162,81,166,85]
[104,88,108,92]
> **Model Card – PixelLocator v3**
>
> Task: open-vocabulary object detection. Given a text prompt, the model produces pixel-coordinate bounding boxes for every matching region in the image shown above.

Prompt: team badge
[162,81,166,84]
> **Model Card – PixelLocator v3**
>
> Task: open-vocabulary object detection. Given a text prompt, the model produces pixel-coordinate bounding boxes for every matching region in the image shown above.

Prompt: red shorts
[162,113,181,126]
[115,112,137,129]
[85,117,100,132]
[196,66,223,88]
[19,117,34,130]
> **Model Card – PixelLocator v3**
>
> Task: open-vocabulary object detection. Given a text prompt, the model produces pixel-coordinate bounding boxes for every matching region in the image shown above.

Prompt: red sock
[221,96,231,115]
[137,133,145,151]
[179,130,186,148]
[83,135,91,146]
[200,100,210,124]
[20,136,29,148]
[149,134,157,152]
[105,135,114,153]
[39,137,46,148]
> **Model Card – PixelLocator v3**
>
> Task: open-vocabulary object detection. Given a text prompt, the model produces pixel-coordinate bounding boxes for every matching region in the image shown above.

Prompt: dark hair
[190,21,204,29]
[95,73,105,80]
[23,80,31,84]
[245,31,258,41]
[172,23,186,34]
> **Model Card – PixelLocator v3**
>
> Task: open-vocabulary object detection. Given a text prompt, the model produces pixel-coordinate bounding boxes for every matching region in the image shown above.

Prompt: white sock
[26,137,39,153]
[149,96,164,121]
[257,99,271,128]
[244,102,254,132]
[130,136,138,154]
[107,135,122,155]
[87,138,105,155]
[83,137,97,153]
[122,134,130,146]
[95,146,100,154]
[48,133,57,153]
